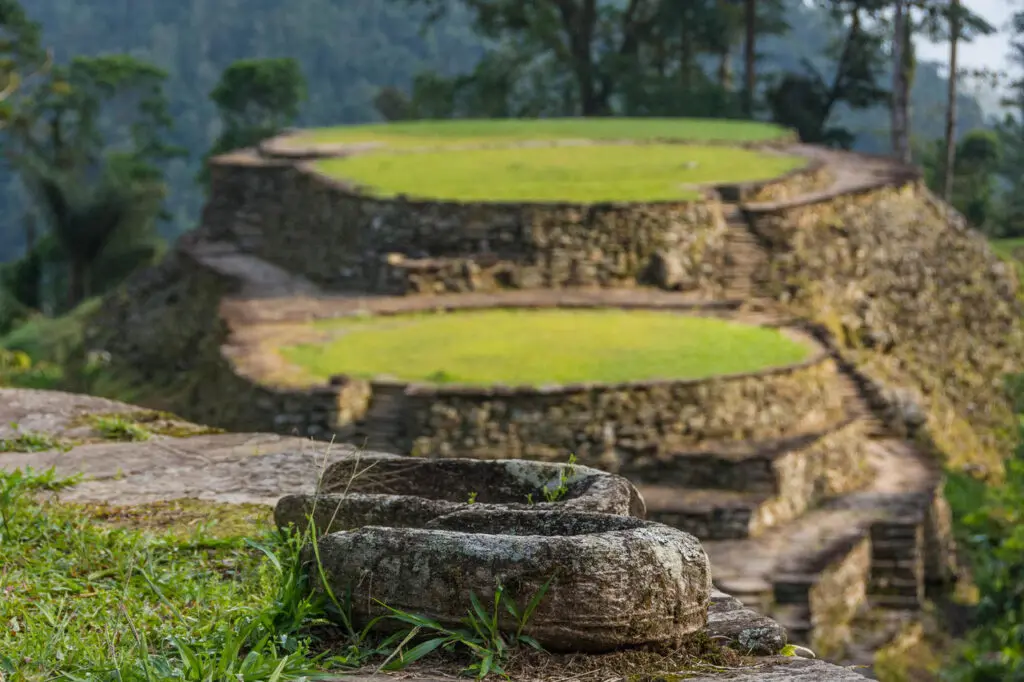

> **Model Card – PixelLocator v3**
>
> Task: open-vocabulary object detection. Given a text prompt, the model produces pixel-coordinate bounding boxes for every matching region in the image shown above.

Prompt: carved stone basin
[309,508,713,652]
[274,452,647,535]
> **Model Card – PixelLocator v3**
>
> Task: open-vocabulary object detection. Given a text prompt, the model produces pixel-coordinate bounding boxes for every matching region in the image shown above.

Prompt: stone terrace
[70,128,1022,668]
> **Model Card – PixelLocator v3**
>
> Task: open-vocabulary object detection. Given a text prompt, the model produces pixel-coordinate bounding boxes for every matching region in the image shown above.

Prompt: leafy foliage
[198,57,307,186]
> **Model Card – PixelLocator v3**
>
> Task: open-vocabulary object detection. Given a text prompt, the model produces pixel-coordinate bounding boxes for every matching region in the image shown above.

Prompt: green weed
[380,580,551,679]
[89,414,153,442]
[0,455,560,681]
[0,467,358,681]
[0,425,69,453]
[542,454,578,503]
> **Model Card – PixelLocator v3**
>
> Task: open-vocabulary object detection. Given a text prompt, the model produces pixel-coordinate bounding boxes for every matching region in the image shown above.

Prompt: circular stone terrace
[223,291,856,495]
[213,118,839,301]
[262,117,812,204]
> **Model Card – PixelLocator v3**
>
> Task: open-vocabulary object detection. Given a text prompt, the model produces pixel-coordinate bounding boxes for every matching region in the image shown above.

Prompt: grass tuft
[0,427,69,453]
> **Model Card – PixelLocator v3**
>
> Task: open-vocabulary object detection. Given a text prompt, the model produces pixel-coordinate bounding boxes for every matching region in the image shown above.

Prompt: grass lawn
[314,144,805,202]
[294,117,794,149]
[279,309,811,386]
[989,237,1024,288]
[990,237,1024,261]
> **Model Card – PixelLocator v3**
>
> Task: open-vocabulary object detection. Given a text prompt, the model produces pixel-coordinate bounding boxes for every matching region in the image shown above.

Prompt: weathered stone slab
[707,589,787,656]
[308,509,712,653]
[275,453,646,535]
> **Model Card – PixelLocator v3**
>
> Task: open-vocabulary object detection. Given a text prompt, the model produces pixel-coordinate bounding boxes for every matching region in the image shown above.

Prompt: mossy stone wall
[399,357,845,470]
[747,182,1024,472]
[203,153,731,296]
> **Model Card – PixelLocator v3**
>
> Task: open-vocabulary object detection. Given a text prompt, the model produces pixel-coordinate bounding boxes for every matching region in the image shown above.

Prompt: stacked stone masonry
[202,153,734,296]
[78,135,1024,667]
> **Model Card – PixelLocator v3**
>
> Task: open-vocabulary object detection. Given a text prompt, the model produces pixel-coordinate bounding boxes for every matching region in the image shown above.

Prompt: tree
[207,58,307,156]
[933,1,995,200]
[995,9,1024,237]
[4,54,180,311]
[744,0,757,116]
[392,0,792,120]
[944,0,960,199]
[0,0,50,130]
[0,0,49,321]
[890,0,912,162]
[19,153,165,309]
[766,0,888,147]
[395,0,663,116]
[920,128,1001,230]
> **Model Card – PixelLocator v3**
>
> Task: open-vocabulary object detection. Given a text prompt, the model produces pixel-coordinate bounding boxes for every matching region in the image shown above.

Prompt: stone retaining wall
[745,180,1024,469]
[74,241,373,437]
[398,355,845,470]
[745,162,834,204]
[203,152,730,296]
[719,160,833,205]
[196,325,842,468]
[772,536,872,659]
[808,538,873,658]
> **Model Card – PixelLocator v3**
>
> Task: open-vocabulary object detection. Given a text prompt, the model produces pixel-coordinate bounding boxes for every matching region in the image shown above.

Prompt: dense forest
[0,0,990,265]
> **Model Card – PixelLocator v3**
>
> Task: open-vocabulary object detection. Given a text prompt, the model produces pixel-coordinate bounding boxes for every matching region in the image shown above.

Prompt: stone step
[628,420,870,497]
[721,217,769,300]
[187,242,321,297]
[640,486,773,540]
[357,390,407,451]
[704,438,941,651]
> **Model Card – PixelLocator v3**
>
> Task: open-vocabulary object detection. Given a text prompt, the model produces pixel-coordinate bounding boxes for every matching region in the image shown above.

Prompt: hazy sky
[915,0,1015,71]
[911,0,1016,112]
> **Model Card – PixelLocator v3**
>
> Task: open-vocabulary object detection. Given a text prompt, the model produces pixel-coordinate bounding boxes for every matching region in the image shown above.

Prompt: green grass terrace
[313,143,806,203]
[278,309,813,386]
[291,117,794,148]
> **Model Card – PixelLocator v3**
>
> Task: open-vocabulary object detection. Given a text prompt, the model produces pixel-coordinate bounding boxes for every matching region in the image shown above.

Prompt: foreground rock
[275,452,646,535]
[312,508,712,652]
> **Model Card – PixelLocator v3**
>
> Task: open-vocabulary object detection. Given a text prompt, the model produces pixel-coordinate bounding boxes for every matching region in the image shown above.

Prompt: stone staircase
[721,203,771,300]
[353,383,407,452]
[625,205,945,654]
[634,397,942,656]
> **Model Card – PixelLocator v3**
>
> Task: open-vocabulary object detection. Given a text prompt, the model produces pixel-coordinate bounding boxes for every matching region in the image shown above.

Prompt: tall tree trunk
[718,44,734,91]
[24,213,35,253]
[717,0,735,92]
[891,0,911,163]
[555,0,604,116]
[743,0,756,117]
[681,22,695,92]
[67,256,86,311]
[943,0,960,201]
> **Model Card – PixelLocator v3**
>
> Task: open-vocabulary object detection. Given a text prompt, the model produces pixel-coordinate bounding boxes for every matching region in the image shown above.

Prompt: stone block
[274,452,647,536]
[309,509,712,652]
